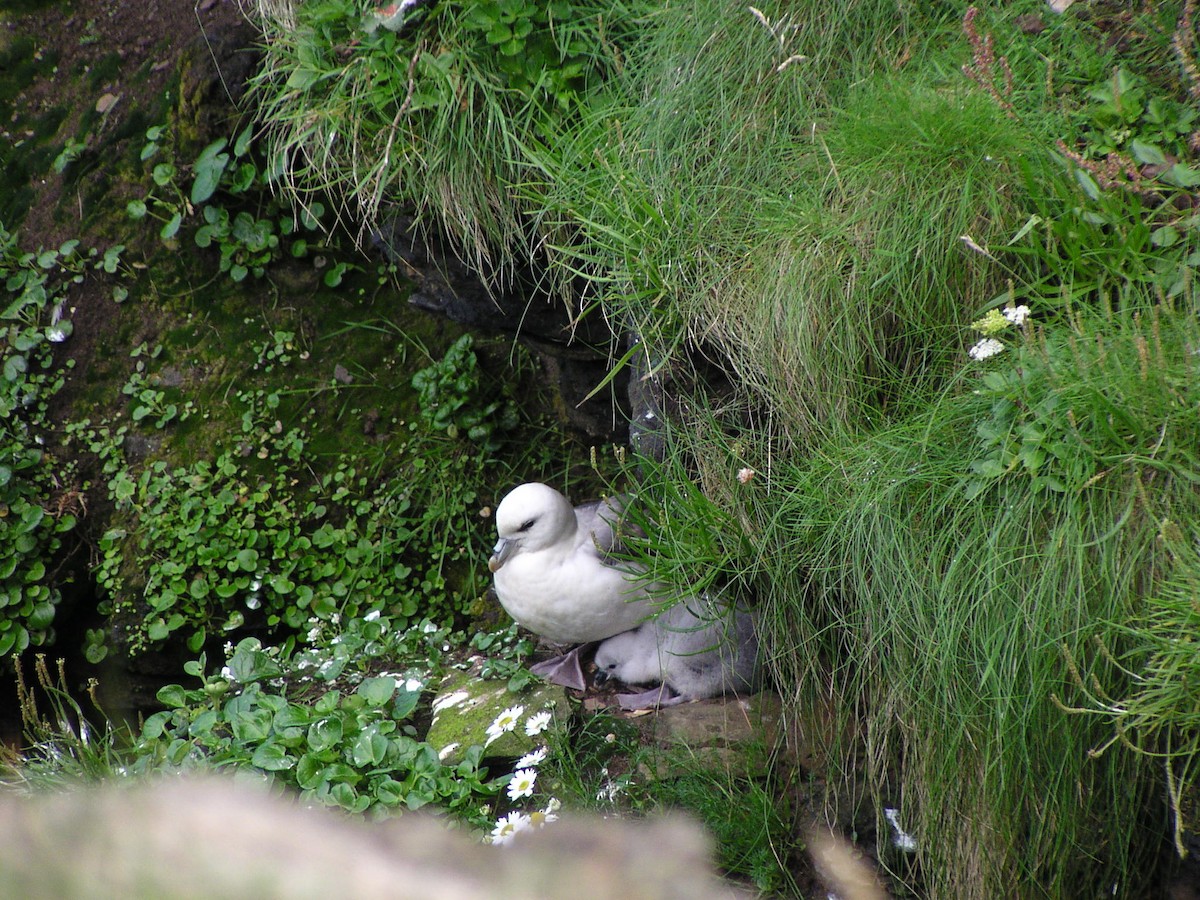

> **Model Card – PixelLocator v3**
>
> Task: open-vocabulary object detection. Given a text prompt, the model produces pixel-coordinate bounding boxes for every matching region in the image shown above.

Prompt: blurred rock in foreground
[0,777,743,899]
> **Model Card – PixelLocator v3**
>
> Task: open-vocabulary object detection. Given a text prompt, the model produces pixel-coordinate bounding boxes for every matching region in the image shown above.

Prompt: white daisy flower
[968,338,1005,361]
[516,747,548,769]
[507,768,538,801]
[490,811,532,846]
[524,710,552,736]
[486,705,525,745]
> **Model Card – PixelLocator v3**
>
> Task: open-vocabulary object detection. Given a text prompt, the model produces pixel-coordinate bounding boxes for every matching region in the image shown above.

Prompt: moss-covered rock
[426,664,573,764]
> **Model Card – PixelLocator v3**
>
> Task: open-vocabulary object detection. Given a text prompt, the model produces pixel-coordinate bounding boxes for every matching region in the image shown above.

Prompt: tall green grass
[655,300,1199,897]
[250,0,649,284]
[533,0,1051,447]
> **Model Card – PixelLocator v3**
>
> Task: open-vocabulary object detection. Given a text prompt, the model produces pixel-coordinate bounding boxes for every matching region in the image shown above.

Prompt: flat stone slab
[628,692,780,774]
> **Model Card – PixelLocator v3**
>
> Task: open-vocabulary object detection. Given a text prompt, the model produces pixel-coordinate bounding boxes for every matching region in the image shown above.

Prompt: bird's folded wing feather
[573,494,641,563]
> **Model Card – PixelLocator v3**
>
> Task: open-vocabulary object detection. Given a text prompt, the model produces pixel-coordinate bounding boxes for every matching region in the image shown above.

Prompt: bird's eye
[519,518,536,532]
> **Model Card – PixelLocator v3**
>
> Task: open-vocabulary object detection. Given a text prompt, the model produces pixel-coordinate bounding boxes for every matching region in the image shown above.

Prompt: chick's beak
[488,538,513,573]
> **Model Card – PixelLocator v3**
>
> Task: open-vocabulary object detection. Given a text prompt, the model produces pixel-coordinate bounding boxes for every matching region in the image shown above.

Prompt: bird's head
[488,482,576,572]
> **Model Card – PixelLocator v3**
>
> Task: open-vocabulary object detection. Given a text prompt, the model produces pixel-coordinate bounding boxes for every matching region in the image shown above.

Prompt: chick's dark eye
[519,518,536,532]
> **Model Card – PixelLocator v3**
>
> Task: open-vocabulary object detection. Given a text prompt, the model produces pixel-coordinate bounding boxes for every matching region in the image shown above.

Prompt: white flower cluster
[967,337,1005,361]
[967,305,1031,361]
[1003,304,1030,326]
[486,706,560,846]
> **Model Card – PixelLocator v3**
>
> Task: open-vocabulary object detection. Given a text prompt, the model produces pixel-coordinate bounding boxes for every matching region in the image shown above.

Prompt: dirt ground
[9,0,249,237]
[3,0,254,386]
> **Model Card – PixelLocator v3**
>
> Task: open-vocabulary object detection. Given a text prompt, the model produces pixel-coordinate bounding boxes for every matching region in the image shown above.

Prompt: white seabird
[488,482,656,644]
[594,596,760,706]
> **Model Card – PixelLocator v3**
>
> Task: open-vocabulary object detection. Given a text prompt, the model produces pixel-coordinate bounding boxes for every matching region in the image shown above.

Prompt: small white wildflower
[490,811,532,846]
[596,779,624,803]
[524,710,552,736]
[306,626,321,642]
[220,665,236,682]
[1003,304,1030,326]
[364,609,381,621]
[507,768,538,801]
[737,467,756,484]
[968,338,1005,361]
[516,747,548,769]
[223,641,233,655]
[330,613,341,624]
[486,705,525,745]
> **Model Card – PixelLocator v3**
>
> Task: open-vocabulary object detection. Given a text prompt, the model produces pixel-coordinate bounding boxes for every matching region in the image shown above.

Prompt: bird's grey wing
[573,494,638,562]
[657,597,727,655]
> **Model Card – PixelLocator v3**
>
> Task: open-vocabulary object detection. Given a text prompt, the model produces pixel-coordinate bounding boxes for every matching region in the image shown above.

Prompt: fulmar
[488,482,657,686]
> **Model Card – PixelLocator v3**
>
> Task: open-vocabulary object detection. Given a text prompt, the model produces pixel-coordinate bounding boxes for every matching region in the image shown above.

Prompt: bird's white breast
[492,549,653,644]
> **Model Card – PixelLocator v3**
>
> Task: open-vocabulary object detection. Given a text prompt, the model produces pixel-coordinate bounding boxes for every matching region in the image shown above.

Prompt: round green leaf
[356,676,396,706]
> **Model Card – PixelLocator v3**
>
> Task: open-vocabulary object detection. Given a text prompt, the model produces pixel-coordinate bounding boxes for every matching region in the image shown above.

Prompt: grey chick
[594,596,760,707]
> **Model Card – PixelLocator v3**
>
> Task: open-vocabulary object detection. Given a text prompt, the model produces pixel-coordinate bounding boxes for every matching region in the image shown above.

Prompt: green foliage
[250,0,646,279]
[0,227,128,658]
[2,656,132,790]
[642,765,795,894]
[1078,68,1199,169]
[90,425,429,653]
[79,323,522,655]
[1060,530,1200,857]
[534,2,1043,447]
[456,0,589,109]
[127,123,333,282]
[739,300,1200,898]
[469,623,536,691]
[411,335,518,449]
[121,345,196,429]
[3,616,555,829]
[134,621,504,820]
[543,711,797,892]
[194,206,280,282]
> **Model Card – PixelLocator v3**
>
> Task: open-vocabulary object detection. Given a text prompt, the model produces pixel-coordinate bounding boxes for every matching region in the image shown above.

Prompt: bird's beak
[593,670,611,687]
[488,538,513,573]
